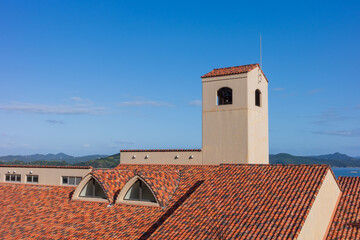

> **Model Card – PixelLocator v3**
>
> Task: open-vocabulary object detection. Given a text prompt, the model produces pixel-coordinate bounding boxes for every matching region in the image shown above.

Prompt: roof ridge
[0,164,92,169]
[120,149,202,152]
[201,63,268,80]
[212,63,259,70]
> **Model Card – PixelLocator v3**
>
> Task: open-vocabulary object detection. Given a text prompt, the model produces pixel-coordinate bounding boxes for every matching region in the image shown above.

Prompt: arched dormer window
[117,176,159,206]
[217,87,232,105]
[255,89,261,107]
[124,179,156,203]
[79,178,106,199]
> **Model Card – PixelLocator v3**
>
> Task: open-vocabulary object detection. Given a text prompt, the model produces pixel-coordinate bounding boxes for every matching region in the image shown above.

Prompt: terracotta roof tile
[138,170,180,207]
[201,63,259,78]
[91,169,134,203]
[120,149,201,152]
[0,164,330,239]
[90,169,180,207]
[327,177,360,239]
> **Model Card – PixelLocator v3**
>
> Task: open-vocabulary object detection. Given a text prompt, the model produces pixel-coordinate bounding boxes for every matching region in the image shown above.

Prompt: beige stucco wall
[297,170,341,240]
[121,151,202,165]
[0,166,92,186]
[247,68,269,164]
[202,67,269,165]
[202,110,249,164]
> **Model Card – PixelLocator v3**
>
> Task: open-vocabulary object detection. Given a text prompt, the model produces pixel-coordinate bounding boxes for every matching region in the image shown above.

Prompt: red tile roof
[91,169,180,207]
[0,164,330,239]
[0,164,92,169]
[120,149,202,152]
[327,177,360,239]
[201,63,258,78]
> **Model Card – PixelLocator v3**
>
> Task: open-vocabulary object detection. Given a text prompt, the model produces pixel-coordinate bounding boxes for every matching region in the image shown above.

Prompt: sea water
[332,167,360,178]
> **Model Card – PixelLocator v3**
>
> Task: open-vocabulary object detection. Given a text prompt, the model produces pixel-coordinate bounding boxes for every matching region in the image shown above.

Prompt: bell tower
[201,63,269,164]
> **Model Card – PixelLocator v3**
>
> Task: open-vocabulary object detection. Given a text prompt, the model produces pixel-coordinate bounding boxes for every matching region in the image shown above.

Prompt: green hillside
[0,154,120,168]
[0,160,68,166]
[3,152,360,168]
[75,153,120,168]
[270,153,360,167]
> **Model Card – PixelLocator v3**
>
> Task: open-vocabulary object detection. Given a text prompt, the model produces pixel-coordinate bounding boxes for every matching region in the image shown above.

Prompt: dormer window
[217,87,232,105]
[124,179,157,203]
[255,89,261,107]
[79,178,106,199]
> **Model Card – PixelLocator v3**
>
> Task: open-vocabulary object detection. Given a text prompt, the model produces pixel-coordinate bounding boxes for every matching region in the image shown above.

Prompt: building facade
[121,63,269,165]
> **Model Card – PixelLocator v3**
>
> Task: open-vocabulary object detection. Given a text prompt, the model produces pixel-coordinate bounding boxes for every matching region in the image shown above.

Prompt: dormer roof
[91,168,180,207]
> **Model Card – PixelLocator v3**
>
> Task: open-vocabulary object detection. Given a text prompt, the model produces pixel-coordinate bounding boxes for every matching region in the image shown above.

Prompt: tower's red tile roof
[201,63,258,78]
[327,177,360,239]
[0,164,330,239]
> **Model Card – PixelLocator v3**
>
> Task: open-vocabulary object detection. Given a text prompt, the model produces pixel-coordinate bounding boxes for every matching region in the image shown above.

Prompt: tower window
[79,178,106,199]
[217,87,232,105]
[124,179,157,203]
[255,89,261,107]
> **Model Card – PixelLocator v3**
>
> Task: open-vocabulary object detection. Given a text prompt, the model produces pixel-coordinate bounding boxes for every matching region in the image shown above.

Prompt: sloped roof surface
[91,169,134,203]
[91,169,180,206]
[201,63,259,78]
[327,177,360,239]
[0,164,329,239]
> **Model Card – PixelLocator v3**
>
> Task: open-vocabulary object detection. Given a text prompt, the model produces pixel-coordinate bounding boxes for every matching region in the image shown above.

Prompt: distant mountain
[0,153,108,164]
[270,153,360,167]
[2,152,360,168]
[75,153,120,168]
[309,152,356,161]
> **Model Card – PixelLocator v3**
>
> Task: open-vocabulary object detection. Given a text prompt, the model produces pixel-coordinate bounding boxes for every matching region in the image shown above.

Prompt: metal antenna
[258,33,263,83]
[260,33,262,69]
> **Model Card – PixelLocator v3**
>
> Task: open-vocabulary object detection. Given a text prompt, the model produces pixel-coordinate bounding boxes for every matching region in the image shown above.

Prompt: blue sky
[0,0,359,156]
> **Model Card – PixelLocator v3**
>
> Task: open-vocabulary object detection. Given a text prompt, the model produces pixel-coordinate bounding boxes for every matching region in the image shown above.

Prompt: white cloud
[0,102,106,115]
[46,119,65,125]
[82,144,90,148]
[313,130,360,137]
[109,140,135,149]
[0,142,15,148]
[118,101,173,107]
[70,97,83,101]
[310,110,346,125]
[116,140,135,145]
[0,133,9,138]
[69,97,94,106]
[189,100,202,106]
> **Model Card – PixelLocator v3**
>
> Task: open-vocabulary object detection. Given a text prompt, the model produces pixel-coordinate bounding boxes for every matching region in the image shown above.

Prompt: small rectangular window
[26,175,39,183]
[5,174,21,182]
[69,177,75,185]
[62,176,81,185]
[75,177,82,185]
[62,176,68,184]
